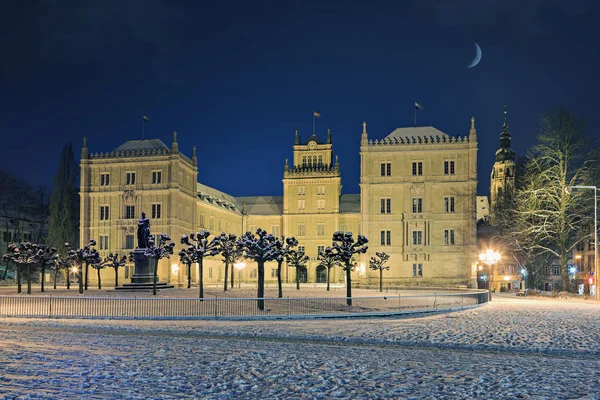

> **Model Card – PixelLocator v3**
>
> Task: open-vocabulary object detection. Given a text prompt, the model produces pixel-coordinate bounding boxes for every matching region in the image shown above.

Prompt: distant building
[80,118,479,288]
[476,196,490,223]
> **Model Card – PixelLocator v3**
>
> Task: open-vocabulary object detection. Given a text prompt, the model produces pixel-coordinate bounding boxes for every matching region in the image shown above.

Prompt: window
[298,186,306,195]
[126,172,136,185]
[126,235,135,249]
[100,206,110,220]
[317,245,325,255]
[412,198,422,213]
[100,173,110,186]
[339,223,348,232]
[298,224,306,236]
[298,199,306,210]
[272,225,280,237]
[208,267,213,279]
[317,186,325,195]
[151,203,161,219]
[444,229,455,245]
[412,231,422,245]
[125,205,136,219]
[553,265,560,275]
[412,162,423,176]
[298,245,305,253]
[317,223,325,236]
[99,235,109,250]
[271,269,278,278]
[444,197,455,213]
[380,198,391,214]
[200,214,205,228]
[317,199,325,210]
[444,161,455,175]
[380,230,391,246]
[542,265,550,275]
[250,269,257,278]
[152,171,162,184]
[380,163,391,176]
[413,263,423,277]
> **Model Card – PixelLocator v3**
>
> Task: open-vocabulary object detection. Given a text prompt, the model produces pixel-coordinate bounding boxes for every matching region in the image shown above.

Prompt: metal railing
[0,291,488,320]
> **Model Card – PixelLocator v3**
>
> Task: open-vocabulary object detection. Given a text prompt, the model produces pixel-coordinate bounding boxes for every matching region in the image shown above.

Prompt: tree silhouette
[286,248,309,291]
[37,244,58,292]
[145,233,175,296]
[178,248,195,289]
[272,236,298,297]
[317,246,340,291]
[74,240,98,294]
[102,253,127,288]
[2,242,40,294]
[331,231,368,306]
[181,231,220,298]
[238,228,277,310]
[56,243,77,289]
[369,251,390,292]
[213,233,242,292]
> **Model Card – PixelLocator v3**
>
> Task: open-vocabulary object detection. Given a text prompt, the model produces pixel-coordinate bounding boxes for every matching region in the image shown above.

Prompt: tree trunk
[115,267,119,287]
[187,263,191,289]
[53,269,58,289]
[2,261,8,280]
[41,265,45,292]
[17,265,21,294]
[295,267,300,290]
[199,257,204,299]
[78,263,83,294]
[277,260,283,298]
[27,263,32,295]
[257,260,265,310]
[84,262,89,290]
[345,262,352,306]
[153,259,158,296]
[379,270,383,292]
[326,267,331,291]
[66,270,70,290]
[230,263,234,289]
[97,268,102,289]
[223,261,229,292]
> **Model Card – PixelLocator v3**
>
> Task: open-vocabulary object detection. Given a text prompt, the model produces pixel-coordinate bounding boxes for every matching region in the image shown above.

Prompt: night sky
[1,1,598,197]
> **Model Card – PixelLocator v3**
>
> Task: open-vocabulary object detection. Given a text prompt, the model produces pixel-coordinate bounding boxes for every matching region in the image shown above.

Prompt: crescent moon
[467,43,482,68]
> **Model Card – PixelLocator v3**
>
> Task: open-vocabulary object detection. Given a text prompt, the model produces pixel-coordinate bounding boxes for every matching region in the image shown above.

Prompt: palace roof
[339,194,360,214]
[112,139,169,153]
[235,196,283,216]
[384,126,449,141]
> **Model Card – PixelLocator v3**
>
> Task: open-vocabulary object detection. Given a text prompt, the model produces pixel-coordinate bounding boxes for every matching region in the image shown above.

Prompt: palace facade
[80,119,479,288]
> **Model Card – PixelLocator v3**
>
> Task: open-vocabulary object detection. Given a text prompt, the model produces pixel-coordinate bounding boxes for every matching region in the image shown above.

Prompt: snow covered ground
[0,295,599,399]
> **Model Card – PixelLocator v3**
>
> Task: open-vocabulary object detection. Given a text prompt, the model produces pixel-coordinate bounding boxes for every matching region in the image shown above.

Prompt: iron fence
[0,291,488,320]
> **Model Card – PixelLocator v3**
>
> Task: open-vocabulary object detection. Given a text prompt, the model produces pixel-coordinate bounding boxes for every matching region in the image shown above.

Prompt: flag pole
[414,102,417,127]
[142,118,145,139]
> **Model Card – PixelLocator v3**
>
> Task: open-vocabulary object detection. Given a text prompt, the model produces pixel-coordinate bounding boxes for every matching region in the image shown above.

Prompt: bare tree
[37,245,58,292]
[238,228,277,310]
[213,233,242,292]
[369,251,390,292]
[178,248,196,289]
[74,240,98,295]
[330,231,368,306]
[55,244,77,289]
[273,236,298,297]
[181,231,220,298]
[146,234,175,296]
[286,248,309,291]
[101,253,127,288]
[316,247,340,292]
[2,242,41,294]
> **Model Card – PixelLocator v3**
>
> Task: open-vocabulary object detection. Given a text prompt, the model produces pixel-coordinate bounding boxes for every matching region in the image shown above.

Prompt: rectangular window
[272,225,280,237]
[298,245,305,253]
[412,162,423,176]
[298,186,306,195]
[444,161,455,175]
[317,186,325,195]
[99,235,109,250]
[151,203,161,219]
[200,214,205,228]
[152,171,162,184]
[100,173,110,186]
[126,235,134,249]
[542,265,550,275]
[444,229,455,245]
[339,223,348,232]
[100,206,110,220]
[317,245,325,255]
[412,198,422,213]
[412,231,423,245]
[317,199,325,210]
[380,230,391,246]
[126,172,136,185]
[317,223,325,236]
[553,265,560,275]
[208,267,213,279]
[125,205,136,219]
[381,163,385,176]
[298,199,306,210]
[413,263,423,277]
[380,163,391,176]
[298,224,306,236]
[218,219,222,231]
[380,198,391,214]
[271,269,278,278]
[444,197,455,213]
[250,269,257,278]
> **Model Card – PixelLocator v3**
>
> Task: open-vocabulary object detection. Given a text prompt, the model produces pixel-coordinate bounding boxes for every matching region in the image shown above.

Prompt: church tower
[490,106,516,211]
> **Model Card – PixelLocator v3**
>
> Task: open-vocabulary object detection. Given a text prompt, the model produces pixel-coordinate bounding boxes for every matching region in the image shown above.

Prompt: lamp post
[234,261,246,289]
[520,268,527,291]
[479,249,501,301]
[567,185,598,301]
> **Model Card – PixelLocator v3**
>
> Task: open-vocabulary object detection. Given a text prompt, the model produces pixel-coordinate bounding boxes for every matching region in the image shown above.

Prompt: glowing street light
[234,261,246,289]
[479,249,501,300]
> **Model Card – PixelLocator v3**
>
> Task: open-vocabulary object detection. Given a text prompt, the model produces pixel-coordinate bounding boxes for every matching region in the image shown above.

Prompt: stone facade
[80,120,479,288]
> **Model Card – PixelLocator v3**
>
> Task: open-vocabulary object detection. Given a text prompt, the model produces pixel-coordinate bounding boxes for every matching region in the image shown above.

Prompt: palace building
[80,119,479,288]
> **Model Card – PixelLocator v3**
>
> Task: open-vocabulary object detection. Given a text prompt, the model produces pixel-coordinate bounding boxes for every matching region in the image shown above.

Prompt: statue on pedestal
[137,212,151,248]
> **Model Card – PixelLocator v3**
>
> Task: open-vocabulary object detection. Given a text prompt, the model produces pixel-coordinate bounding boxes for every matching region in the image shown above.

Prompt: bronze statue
[137,212,151,248]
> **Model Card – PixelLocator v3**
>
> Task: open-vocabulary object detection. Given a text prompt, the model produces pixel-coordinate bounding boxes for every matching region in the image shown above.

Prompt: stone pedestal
[116,248,174,291]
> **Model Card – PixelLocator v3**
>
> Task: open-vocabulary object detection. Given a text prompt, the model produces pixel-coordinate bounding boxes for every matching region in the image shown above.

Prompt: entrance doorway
[297,266,307,283]
[316,266,327,283]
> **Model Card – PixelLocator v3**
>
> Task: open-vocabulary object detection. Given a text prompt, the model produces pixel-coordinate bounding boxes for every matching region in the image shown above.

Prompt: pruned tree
[56,244,77,289]
[178,248,196,289]
[89,249,104,289]
[37,244,58,292]
[331,231,368,306]
[213,233,242,292]
[273,236,298,297]
[145,233,175,296]
[74,240,98,294]
[102,253,127,288]
[286,248,309,291]
[369,251,390,292]
[2,242,41,294]
[238,228,277,310]
[181,231,220,298]
[504,108,597,290]
[317,246,340,291]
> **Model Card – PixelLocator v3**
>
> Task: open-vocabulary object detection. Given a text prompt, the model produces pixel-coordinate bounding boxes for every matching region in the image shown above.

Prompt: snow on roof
[196,182,242,213]
[235,196,283,216]
[384,126,449,141]
[112,139,169,153]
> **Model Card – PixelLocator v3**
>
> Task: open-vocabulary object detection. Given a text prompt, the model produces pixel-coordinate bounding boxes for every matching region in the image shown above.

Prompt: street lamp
[567,185,598,301]
[520,268,527,291]
[234,261,246,289]
[479,249,501,301]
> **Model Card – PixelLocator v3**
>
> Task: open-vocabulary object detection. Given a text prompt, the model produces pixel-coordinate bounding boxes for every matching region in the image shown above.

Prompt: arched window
[307,156,312,167]
[302,156,306,166]
[318,155,322,166]
[313,156,318,165]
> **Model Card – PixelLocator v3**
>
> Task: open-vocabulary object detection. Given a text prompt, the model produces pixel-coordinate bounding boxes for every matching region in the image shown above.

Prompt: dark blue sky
[1,0,598,196]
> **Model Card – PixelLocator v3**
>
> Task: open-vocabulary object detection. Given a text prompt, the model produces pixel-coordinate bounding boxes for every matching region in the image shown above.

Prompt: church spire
[495,106,515,162]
